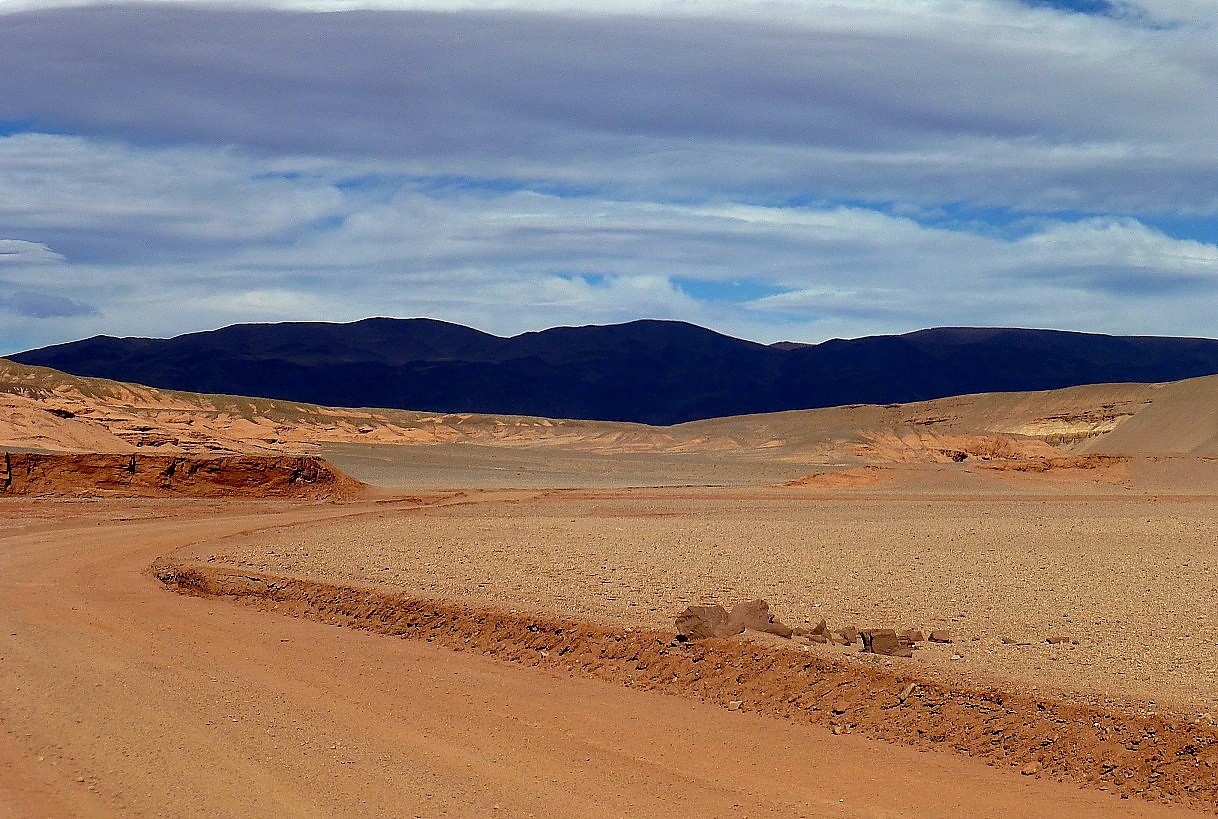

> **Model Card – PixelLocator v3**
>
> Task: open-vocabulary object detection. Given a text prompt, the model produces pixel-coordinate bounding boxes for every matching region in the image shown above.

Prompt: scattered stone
[898,683,918,703]
[831,699,850,715]
[1000,636,1030,646]
[1046,635,1076,645]
[928,630,953,643]
[1021,761,1042,776]
[727,700,743,711]
[794,618,831,640]
[861,628,889,645]
[834,625,860,645]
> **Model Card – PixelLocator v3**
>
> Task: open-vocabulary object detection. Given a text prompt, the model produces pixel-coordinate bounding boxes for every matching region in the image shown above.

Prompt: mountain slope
[14,319,1218,424]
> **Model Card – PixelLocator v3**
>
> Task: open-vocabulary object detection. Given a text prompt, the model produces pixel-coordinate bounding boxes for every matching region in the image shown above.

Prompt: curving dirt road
[0,498,1208,818]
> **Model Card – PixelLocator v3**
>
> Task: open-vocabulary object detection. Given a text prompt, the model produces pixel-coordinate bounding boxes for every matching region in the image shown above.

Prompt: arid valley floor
[4,358,1218,817]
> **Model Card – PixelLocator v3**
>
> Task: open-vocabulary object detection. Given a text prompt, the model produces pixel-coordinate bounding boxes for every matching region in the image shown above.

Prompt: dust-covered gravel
[183,488,1218,720]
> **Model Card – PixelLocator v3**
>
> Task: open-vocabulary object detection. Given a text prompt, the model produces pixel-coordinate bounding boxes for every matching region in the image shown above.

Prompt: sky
[2,0,1218,353]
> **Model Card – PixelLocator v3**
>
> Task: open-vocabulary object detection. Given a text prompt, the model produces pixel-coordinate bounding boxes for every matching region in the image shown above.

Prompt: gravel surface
[189,487,1218,720]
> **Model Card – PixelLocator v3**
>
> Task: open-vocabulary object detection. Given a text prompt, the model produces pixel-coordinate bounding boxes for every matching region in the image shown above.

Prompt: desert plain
[3,357,1218,817]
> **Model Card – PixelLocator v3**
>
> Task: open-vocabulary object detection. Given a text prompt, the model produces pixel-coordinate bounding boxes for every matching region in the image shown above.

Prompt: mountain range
[12,319,1218,425]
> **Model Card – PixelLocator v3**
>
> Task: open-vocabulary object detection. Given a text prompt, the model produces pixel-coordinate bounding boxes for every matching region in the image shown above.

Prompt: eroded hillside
[3,357,1217,464]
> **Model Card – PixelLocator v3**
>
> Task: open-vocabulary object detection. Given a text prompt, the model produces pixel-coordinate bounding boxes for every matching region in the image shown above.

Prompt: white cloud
[0,238,64,263]
[0,134,344,246]
[1,131,1215,351]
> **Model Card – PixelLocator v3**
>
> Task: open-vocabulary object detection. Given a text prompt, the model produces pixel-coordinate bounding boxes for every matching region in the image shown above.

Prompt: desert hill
[0,357,670,456]
[13,318,1218,425]
[4,357,1217,468]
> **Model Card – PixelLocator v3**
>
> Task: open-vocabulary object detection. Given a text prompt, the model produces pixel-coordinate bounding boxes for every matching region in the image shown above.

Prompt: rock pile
[674,600,1081,658]
[790,620,857,646]
[675,599,930,658]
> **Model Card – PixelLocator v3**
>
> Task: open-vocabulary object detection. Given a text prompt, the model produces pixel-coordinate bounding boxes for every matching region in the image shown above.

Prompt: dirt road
[0,499,1207,818]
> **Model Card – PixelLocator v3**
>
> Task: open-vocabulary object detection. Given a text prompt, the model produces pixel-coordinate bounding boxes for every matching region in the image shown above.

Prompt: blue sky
[1,0,1217,353]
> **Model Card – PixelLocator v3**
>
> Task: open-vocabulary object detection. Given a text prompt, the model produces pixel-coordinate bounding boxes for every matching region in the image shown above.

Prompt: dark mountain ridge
[12,318,1218,425]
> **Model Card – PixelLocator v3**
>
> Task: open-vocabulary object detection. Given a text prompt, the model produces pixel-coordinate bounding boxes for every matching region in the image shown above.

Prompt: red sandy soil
[156,562,1218,810]
[0,497,1210,819]
[782,467,888,489]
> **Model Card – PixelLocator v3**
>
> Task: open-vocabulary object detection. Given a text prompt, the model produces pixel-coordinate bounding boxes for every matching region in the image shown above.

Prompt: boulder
[675,604,743,639]
[674,598,797,641]
[861,628,913,658]
[728,599,793,638]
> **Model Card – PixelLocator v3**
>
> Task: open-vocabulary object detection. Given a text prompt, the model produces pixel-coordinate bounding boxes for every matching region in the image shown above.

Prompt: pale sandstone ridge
[0,452,363,499]
[4,356,1218,464]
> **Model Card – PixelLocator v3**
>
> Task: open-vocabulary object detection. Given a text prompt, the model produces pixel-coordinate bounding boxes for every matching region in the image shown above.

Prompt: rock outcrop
[0,452,363,499]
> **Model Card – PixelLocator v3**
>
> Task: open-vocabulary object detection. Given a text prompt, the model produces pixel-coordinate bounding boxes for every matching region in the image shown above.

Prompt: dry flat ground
[7,496,1207,819]
[189,483,1218,719]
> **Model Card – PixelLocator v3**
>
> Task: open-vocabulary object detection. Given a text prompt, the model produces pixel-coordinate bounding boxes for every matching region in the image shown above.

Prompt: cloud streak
[4,4,1217,210]
[0,289,97,319]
